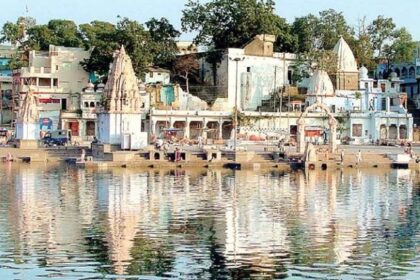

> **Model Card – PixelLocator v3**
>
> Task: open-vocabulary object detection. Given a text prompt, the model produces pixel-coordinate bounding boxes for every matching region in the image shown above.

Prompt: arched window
[84,102,89,108]
[401,67,408,78]
[409,66,415,78]
[90,102,95,107]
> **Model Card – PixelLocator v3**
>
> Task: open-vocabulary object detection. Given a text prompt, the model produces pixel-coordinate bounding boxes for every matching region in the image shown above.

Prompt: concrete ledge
[17,140,39,149]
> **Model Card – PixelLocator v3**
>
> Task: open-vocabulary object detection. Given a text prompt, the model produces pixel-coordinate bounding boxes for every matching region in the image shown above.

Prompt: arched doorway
[297,102,337,153]
[399,125,407,139]
[389,124,398,139]
[380,124,387,140]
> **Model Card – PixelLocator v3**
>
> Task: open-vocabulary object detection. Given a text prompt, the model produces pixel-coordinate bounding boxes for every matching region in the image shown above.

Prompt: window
[150,72,154,78]
[90,102,95,107]
[56,65,59,71]
[247,67,251,73]
[352,124,363,137]
[84,102,89,108]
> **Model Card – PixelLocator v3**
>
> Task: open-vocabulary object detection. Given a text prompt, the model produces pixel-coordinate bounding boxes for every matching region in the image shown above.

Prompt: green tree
[181,0,294,52]
[368,16,396,59]
[383,28,416,68]
[145,17,181,66]
[115,17,155,76]
[26,20,83,50]
[317,9,354,50]
[351,17,375,70]
[0,16,36,46]
[79,21,118,76]
[291,14,320,53]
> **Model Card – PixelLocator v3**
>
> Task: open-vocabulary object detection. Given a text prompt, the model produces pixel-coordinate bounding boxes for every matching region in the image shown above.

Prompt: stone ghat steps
[46,147,92,159]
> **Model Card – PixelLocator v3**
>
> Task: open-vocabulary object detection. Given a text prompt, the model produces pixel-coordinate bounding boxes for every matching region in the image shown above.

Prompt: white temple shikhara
[16,88,40,140]
[98,46,143,145]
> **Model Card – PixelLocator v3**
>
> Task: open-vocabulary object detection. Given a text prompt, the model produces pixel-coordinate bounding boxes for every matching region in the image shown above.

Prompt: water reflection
[0,164,419,279]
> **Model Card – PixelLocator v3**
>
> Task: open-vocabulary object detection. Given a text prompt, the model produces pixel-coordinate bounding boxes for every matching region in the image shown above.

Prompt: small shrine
[15,88,40,148]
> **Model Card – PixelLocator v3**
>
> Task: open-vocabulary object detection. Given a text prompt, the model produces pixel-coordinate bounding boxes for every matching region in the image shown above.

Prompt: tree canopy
[0,5,416,78]
[181,0,295,52]
[0,16,180,77]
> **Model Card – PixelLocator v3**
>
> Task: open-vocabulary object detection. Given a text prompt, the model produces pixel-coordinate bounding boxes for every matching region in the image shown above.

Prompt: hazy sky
[3,0,419,41]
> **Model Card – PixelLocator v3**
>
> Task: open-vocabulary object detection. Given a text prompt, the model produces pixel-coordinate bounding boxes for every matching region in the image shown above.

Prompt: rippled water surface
[0,163,419,279]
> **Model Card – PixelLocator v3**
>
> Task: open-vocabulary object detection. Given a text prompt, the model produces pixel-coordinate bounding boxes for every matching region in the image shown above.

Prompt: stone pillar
[185,120,191,139]
[386,126,389,139]
[297,120,305,154]
[36,78,39,87]
[397,125,400,140]
[218,121,223,140]
[151,121,156,135]
[386,97,391,112]
[329,117,337,153]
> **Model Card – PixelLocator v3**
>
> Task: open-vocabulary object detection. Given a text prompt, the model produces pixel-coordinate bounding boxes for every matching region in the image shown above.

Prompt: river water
[0,163,419,280]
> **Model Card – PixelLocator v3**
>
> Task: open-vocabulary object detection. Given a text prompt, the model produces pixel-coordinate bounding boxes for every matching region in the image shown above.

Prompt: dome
[389,71,398,78]
[307,70,334,96]
[359,66,369,80]
[333,37,358,72]
[389,71,399,81]
[87,80,94,89]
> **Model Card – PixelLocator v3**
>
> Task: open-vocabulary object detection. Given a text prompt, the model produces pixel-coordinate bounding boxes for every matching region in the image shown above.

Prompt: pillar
[297,122,305,154]
[185,120,191,139]
[397,125,400,140]
[218,121,223,140]
[386,97,391,112]
[151,121,156,135]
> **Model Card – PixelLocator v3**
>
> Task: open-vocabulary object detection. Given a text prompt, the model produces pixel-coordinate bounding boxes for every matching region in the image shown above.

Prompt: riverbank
[1,145,419,170]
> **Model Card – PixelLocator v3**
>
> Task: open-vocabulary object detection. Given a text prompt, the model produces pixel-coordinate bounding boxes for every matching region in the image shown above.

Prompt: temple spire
[102,46,141,113]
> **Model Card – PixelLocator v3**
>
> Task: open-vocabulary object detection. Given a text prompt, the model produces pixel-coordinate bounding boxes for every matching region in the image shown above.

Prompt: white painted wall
[16,123,39,140]
[98,113,142,145]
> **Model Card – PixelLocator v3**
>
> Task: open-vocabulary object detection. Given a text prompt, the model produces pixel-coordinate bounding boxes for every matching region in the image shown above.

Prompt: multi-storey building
[13,45,90,133]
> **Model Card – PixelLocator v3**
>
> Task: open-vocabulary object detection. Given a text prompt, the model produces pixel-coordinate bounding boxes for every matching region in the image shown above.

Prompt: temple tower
[15,89,39,140]
[97,46,142,145]
[332,37,359,90]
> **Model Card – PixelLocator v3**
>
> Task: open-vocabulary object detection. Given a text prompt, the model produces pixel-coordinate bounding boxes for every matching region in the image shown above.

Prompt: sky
[2,0,420,41]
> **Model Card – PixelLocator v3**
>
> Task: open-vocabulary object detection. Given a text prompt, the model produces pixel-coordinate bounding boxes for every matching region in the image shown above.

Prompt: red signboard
[39,98,60,104]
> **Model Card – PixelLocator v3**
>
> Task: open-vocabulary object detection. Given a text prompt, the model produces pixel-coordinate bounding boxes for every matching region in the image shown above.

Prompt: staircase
[46,147,92,161]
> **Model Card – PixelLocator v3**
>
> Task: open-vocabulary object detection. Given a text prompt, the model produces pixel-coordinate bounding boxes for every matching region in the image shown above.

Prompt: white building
[13,45,90,133]
[197,34,296,111]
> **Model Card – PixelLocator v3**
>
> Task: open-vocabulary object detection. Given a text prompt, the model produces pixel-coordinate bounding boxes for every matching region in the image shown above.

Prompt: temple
[97,46,144,146]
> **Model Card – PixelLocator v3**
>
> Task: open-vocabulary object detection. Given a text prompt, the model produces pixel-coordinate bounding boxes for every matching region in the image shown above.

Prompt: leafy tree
[115,17,155,76]
[368,16,396,59]
[291,9,353,52]
[317,9,354,50]
[351,17,375,70]
[0,16,35,46]
[79,21,118,76]
[181,0,294,52]
[26,20,83,50]
[383,28,416,68]
[291,14,320,53]
[145,17,181,66]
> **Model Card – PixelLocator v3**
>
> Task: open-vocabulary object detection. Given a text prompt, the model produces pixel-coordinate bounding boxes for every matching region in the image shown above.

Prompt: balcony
[19,67,54,78]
